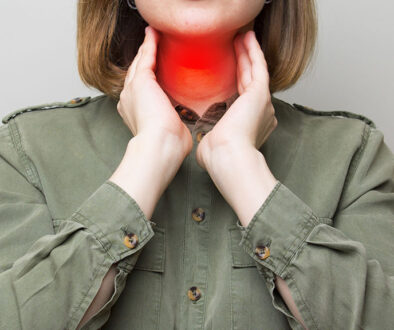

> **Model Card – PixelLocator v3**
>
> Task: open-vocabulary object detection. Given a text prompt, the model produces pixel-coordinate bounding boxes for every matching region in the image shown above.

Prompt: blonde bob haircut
[77,0,318,100]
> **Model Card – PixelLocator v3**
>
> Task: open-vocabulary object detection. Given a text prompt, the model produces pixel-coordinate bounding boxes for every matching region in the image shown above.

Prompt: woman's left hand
[195,30,277,172]
[195,29,279,228]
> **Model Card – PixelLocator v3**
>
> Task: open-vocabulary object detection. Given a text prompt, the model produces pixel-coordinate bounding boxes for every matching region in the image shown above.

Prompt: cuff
[70,180,155,270]
[236,181,319,278]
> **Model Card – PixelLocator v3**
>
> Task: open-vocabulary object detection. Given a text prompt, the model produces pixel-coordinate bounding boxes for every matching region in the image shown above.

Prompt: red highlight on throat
[156,36,238,102]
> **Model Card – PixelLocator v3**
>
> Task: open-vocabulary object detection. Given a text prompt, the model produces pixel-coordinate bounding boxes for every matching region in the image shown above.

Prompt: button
[175,105,196,121]
[69,97,83,104]
[174,105,200,122]
[254,245,270,260]
[123,233,138,249]
[191,207,205,222]
[179,109,195,121]
[196,131,206,142]
[187,286,202,301]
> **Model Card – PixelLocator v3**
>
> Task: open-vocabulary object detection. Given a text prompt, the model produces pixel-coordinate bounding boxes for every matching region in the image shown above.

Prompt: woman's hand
[110,26,194,220]
[117,26,193,156]
[194,30,278,228]
[195,30,277,171]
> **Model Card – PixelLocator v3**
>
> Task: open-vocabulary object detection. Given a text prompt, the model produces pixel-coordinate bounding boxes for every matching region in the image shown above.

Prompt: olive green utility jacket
[0,93,393,330]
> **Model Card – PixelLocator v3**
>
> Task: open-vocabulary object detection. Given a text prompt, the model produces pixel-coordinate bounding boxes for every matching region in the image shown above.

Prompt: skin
[136,0,265,114]
[140,0,309,324]
[78,1,308,328]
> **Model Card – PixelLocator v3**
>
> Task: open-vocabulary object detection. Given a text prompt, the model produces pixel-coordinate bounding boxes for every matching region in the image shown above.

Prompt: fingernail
[145,26,149,34]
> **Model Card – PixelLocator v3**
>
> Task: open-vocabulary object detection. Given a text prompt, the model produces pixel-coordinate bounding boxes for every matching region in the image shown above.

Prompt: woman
[0,0,393,329]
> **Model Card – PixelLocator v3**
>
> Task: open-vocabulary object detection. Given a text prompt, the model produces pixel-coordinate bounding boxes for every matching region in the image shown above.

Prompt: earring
[265,0,273,3]
[127,0,137,10]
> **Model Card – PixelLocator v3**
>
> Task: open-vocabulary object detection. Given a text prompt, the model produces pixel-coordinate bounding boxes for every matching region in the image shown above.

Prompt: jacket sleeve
[0,122,155,330]
[237,123,394,329]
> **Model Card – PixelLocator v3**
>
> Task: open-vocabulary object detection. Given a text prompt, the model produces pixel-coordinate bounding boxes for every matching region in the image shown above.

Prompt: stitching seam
[342,123,371,193]
[8,120,44,192]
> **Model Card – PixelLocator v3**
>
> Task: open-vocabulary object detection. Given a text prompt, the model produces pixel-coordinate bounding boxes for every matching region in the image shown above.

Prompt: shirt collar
[166,92,240,126]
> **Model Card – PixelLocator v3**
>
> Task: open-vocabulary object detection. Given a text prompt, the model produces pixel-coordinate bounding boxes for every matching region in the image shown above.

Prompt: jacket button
[69,97,83,104]
[187,286,202,301]
[179,108,194,121]
[191,207,205,222]
[254,245,270,260]
[196,131,206,142]
[123,233,138,249]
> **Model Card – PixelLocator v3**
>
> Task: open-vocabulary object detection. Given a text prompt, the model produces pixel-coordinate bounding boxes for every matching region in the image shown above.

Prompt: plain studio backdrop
[0,1,393,151]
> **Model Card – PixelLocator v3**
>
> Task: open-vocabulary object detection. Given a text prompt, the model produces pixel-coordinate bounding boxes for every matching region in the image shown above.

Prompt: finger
[125,28,149,85]
[125,26,159,85]
[234,33,252,91]
[234,33,252,86]
[125,47,143,86]
[243,30,269,85]
[233,34,243,92]
[136,26,160,74]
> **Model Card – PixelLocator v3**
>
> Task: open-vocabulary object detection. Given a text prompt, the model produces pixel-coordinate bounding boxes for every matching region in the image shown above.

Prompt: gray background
[0,0,393,150]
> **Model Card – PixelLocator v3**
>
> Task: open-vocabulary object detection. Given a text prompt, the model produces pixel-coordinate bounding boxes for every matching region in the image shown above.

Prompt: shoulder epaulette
[2,96,92,124]
[292,103,376,128]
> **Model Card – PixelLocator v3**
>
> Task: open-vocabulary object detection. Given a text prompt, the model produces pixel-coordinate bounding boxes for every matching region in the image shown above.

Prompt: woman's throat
[155,39,238,104]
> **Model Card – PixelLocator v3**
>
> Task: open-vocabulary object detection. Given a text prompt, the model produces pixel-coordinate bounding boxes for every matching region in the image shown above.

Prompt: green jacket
[0,94,393,330]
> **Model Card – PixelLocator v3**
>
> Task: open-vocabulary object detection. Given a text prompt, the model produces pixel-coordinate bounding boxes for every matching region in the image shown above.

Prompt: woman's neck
[155,32,239,116]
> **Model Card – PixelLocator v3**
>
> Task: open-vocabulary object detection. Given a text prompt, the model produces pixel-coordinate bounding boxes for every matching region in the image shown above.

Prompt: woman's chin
[155,19,234,39]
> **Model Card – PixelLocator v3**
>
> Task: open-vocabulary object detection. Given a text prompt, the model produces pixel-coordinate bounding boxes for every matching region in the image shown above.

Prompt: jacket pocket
[102,226,165,330]
[228,226,290,330]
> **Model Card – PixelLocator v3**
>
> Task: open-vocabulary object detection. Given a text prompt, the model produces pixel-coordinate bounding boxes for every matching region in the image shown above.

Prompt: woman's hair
[77,0,318,100]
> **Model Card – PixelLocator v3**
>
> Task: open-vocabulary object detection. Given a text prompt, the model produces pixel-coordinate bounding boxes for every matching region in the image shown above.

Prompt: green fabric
[0,94,393,329]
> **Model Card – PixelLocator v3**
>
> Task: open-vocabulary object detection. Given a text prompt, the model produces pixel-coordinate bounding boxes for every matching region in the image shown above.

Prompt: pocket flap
[229,226,256,267]
[133,226,165,272]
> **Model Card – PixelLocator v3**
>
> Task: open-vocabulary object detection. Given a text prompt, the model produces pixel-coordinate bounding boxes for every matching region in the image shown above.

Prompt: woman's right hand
[117,25,193,156]
[110,26,192,220]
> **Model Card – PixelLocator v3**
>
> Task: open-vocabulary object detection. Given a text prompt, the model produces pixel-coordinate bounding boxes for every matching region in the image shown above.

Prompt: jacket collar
[163,92,302,183]
[166,92,240,125]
